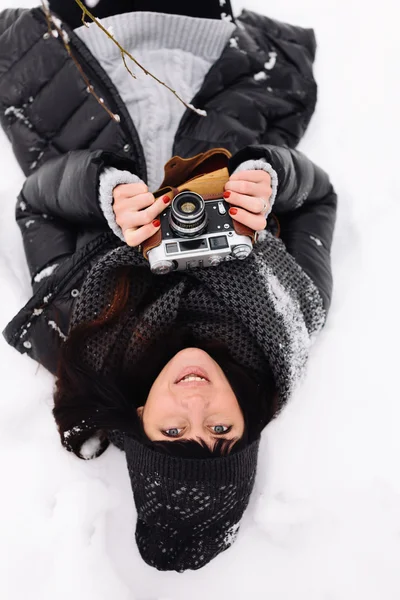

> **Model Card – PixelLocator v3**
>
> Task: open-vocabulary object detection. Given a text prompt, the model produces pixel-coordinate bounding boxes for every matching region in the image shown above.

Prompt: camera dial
[209,255,224,267]
[232,244,252,260]
[169,191,208,238]
[151,260,176,275]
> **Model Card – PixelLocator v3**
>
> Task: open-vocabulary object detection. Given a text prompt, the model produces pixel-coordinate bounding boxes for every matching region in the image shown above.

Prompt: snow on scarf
[70,232,325,404]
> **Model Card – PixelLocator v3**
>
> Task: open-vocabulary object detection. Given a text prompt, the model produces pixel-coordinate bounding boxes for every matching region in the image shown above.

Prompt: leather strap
[158,147,232,189]
[154,166,230,201]
[142,229,163,259]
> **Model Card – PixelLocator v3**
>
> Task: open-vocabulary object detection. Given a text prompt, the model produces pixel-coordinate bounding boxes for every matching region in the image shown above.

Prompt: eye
[210,425,232,435]
[162,428,184,437]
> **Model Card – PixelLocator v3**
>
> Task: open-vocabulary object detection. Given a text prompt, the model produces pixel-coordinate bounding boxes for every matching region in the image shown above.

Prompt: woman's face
[137,348,245,446]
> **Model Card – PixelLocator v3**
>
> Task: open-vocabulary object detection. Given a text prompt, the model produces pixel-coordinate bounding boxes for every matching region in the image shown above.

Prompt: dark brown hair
[53,269,277,459]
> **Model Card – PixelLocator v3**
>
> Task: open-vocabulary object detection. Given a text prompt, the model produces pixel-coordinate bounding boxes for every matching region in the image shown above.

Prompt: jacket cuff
[99,167,144,240]
[231,158,278,212]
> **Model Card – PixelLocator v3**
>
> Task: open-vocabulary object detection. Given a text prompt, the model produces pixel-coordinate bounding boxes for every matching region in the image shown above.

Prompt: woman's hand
[223,170,272,231]
[113,182,170,247]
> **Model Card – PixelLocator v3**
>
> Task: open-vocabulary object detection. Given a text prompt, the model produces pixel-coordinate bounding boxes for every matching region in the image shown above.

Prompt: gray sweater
[76,11,278,239]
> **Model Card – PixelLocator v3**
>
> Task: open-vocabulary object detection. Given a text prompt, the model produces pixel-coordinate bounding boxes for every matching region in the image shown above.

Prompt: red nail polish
[152,219,161,227]
[223,191,231,198]
[162,195,170,204]
[229,207,238,216]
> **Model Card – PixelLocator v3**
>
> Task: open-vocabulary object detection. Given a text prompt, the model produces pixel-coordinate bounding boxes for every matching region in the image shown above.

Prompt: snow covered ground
[1,0,399,598]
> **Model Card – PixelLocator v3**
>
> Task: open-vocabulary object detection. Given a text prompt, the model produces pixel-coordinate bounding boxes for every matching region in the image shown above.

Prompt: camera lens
[169,191,207,237]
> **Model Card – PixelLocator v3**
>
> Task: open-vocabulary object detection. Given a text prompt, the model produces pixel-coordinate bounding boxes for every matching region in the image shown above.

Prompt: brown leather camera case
[142,148,255,260]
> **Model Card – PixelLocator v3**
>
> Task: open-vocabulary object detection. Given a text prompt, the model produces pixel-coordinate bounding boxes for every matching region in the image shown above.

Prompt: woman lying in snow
[0,0,336,572]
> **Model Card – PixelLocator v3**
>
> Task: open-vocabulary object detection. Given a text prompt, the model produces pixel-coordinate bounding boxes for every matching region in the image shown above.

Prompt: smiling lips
[175,366,210,386]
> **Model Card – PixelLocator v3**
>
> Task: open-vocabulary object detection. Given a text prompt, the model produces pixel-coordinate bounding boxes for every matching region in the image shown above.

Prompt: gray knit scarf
[71,232,325,403]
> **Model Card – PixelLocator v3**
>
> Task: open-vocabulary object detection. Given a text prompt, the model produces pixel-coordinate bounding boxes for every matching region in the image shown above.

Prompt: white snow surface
[1,1,399,598]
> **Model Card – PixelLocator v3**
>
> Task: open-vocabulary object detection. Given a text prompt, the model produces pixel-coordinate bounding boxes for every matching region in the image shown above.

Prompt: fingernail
[223,191,231,198]
[162,195,170,204]
[229,207,238,216]
[152,219,160,227]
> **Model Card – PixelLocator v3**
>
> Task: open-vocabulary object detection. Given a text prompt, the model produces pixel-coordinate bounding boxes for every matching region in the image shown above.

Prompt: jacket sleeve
[265,18,317,149]
[240,10,317,148]
[228,145,337,312]
[0,8,25,35]
[17,149,138,281]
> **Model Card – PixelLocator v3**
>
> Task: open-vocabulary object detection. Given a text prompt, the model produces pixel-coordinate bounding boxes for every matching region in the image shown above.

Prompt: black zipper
[31,7,148,184]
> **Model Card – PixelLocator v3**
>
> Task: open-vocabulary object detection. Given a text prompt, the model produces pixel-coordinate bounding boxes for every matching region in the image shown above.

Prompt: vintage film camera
[144,190,254,275]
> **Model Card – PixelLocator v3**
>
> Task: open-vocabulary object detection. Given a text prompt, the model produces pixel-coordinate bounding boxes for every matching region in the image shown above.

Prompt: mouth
[175,366,210,385]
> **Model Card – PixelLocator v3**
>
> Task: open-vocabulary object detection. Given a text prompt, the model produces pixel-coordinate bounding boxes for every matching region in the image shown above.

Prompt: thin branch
[121,51,137,80]
[41,1,120,122]
[81,10,89,28]
[73,0,207,117]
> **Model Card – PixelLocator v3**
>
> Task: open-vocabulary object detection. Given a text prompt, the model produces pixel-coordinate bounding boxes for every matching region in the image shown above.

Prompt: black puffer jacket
[0,6,337,374]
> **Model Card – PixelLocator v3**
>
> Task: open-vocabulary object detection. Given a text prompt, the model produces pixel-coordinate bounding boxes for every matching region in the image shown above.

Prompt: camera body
[147,191,253,275]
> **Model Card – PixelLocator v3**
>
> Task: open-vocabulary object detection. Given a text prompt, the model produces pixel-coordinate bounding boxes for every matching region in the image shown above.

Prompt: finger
[224,179,259,197]
[228,170,271,184]
[223,191,270,215]
[113,182,148,201]
[124,220,161,247]
[228,206,267,232]
[118,194,170,229]
[115,192,155,229]
[115,191,155,214]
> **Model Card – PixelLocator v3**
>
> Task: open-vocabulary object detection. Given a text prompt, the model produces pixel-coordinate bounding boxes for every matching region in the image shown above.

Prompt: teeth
[180,374,207,382]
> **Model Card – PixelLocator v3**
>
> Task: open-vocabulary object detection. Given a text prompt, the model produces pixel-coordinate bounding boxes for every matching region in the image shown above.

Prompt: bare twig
[81,11,89,28]
[41,1,120,122]
[121,51,137,80]
[73,0,207,117]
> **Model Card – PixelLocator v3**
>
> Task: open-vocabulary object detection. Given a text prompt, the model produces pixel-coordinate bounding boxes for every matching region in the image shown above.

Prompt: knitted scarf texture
[71,233,325,401]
